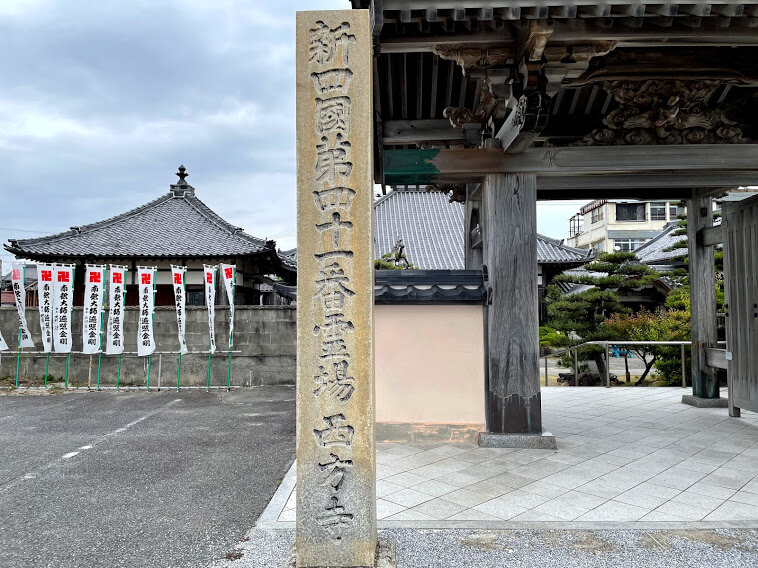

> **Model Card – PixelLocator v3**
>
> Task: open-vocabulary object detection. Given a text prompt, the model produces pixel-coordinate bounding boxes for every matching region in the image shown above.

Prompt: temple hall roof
[5,166,279,261]
[374,189,465,270]
[373,189,590,270]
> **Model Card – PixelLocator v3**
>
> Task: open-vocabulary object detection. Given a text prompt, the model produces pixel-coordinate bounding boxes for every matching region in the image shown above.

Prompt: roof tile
[6,191,272,258]
[373,190,590,269]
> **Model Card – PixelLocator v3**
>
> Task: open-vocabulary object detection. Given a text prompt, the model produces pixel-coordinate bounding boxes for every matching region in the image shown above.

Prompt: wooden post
[605,344,611,388]
[481,173,545,436]
[687,192,719,399]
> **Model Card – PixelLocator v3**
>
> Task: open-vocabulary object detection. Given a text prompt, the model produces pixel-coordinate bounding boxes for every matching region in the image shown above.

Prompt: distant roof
[536,234,592,264]
[634,222,688,265]
[373,189,590,270]
[5,167,285,265]
[0,265,38,291]
[278,248,297,270]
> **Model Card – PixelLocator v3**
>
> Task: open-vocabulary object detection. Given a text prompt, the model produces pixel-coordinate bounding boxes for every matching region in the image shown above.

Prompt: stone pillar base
[283,539,397,568]
[681,394,728,408]
[478,431,557,449]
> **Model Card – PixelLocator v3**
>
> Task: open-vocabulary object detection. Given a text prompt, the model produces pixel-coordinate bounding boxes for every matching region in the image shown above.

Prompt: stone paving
[268,387,758,527]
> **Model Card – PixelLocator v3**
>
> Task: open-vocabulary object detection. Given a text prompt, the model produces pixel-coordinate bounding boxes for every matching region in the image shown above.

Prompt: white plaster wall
[375,304,485,425]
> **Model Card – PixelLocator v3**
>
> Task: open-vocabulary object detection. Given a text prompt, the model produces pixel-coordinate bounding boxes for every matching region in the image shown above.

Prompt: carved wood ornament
[432,46,511,76]
[442,77,502,128]
[426,183,467,203]
[578,79,748,146]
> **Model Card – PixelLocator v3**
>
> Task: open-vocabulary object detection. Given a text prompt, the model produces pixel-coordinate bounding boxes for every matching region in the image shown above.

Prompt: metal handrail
[539,339,715,388]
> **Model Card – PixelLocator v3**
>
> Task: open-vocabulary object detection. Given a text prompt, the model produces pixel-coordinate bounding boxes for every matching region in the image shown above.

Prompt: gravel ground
[214,527,758,568]
[0,386,295,568]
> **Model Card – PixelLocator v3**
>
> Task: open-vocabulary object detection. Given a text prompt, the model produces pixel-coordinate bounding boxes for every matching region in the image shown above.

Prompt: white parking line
[1,399,182,493]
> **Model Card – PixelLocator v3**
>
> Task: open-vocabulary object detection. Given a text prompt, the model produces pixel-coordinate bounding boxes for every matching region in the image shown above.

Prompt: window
[591,240,604,255]
[650,202,666,221]
[613,238,646,252]
[669,204,680,220]
[187,288,205,306]
[616,203,646,222]
[590,207,604,224]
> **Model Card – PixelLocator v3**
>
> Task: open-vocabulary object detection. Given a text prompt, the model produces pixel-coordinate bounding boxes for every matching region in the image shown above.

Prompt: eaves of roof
[4,192,275,260]
[273,269,486,304]
[536,234,593,264]
[634,222,688,265]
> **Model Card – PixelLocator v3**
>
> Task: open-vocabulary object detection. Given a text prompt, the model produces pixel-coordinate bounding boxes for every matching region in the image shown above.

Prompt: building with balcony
[566,200,683,254]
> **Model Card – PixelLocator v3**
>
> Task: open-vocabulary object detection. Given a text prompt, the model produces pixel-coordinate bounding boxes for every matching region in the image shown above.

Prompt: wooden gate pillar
[479,174,554,447]
[687,193,720,399]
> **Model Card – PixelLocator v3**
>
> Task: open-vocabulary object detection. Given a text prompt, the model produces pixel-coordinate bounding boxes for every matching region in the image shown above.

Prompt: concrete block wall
[0,306,296,387]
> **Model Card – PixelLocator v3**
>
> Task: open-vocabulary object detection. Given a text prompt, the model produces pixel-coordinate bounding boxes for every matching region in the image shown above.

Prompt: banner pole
[65,353,70,388]
[146,267,156,392]
[226,350,232,391]
[44,352,50,386]
[226,268,235,392]
[65,265,74,389]
[116,266,127,392]
[97,266,106,391]
[146,354,151,391]
[206,341,211,392]
[15,327,21,388]
[176,266,186,392]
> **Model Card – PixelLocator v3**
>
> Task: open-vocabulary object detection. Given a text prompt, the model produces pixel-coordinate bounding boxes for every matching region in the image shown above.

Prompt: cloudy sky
[0,0,582,267]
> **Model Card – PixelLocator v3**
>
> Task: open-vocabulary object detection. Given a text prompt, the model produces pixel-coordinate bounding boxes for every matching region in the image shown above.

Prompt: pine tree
[546,252,659,382]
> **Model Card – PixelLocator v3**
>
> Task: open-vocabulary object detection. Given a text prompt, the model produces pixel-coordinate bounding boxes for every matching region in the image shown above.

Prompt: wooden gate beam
[383,146,758,186]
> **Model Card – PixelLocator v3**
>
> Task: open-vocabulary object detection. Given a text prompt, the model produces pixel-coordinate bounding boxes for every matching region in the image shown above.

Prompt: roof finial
[176,164,189,187]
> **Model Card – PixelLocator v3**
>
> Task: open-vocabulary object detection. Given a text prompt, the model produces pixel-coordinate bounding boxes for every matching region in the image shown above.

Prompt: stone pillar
[687,192,719,400]
[295,10,377,568]
[479,173,554,448]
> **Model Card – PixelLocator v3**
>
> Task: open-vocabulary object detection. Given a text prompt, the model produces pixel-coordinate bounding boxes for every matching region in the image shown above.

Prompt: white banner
[106,266,127,355]
[82,265,106,354]
[204,265,216,354]
[53,265,75,353]
[220,264,235,346]
[137,267,156,357]
[171,266,188,355]
[37,264,55,353]
[11,264,35,348]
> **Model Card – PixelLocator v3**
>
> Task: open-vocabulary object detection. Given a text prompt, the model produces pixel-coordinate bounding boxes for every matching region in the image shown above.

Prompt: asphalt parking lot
[0,386,296,568]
